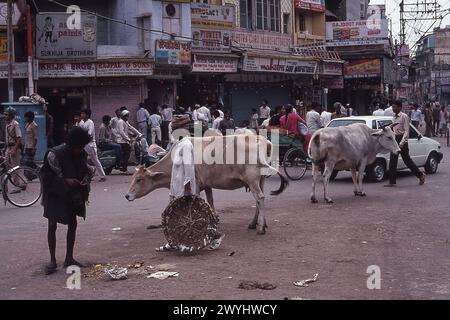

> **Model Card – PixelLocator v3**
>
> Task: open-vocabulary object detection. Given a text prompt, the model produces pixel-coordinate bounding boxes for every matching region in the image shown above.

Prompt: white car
[326,116,444,182]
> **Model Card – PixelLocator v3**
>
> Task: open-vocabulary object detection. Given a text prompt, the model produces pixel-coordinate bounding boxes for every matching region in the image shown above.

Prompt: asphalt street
[1,137,450,300]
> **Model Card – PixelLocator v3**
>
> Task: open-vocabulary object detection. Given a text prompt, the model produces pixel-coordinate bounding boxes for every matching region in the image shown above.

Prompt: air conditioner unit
[163,3,180,19]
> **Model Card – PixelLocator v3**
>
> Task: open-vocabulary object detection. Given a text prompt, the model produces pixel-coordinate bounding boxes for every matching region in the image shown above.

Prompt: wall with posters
[326,19,389,47]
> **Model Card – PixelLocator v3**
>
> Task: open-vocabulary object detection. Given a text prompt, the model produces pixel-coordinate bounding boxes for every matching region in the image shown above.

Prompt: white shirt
[306,110,323,133]
[212,116,224,130]
[321,111,332,127]
[115,119,140,144]
[373,109,385,116]
[79,119,96,143]
[197,107,211,122]
[161,107,173,122]
[411,109,422,122]
[149,114,162,128]
[260,106,271,119]
[218,110,224,118]
[136,107,150,124]
[384,107,395,117]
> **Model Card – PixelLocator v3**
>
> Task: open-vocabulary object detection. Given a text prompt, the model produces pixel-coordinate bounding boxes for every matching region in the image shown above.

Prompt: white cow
[308,123,401,203]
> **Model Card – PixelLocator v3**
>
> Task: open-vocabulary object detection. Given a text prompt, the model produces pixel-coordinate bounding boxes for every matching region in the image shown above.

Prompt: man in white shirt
[79,109,106,182]
[197,105,211,124]
[116,110,141,172]
[321,109,332,127]
[149,111,162,146]
[384,104,395,116]
[211,110,224,131]
[259,99,271,126]
[136,103,150,144]
[306,103,324,134]
[372,104,385,116]
[341,103,355,117]
[410,103,423,129]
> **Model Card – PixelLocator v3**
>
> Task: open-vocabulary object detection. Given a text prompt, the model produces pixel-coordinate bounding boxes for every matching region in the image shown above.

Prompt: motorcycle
[98,135,167,175]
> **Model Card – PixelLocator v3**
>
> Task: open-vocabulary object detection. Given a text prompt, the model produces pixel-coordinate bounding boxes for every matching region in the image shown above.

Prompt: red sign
[294,0,325,12]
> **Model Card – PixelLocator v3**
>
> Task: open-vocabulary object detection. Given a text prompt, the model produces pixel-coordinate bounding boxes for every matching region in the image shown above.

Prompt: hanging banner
[155,40,192,66]
[190,3,235,29]
[243,56,317,74]
[192,55,238,73]
[36,13,97,59]
[96,61,153,77]
[344,59,381,79]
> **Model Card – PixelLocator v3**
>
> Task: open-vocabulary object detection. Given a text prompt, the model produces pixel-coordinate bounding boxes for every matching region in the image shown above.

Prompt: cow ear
[372,130,383,137]
[148,171,164,178]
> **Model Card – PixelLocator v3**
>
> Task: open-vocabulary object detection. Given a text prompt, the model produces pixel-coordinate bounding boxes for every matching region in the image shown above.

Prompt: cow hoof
[248,224,257,230]
[354,191,359,196]
[311,198,318,204]
[359,193,367,197]
[325,199,334,204]
[257,229,266,235]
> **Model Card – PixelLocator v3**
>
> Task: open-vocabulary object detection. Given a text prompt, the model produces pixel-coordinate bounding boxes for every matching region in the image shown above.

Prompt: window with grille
[299,13,306,32]
[283,13,289,34]
[240,0,280,32]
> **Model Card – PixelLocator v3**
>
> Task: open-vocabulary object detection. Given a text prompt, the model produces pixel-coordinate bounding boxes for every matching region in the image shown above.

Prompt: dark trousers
[411,120,419,129]
[119,143,131,170]
[389,135,423,184]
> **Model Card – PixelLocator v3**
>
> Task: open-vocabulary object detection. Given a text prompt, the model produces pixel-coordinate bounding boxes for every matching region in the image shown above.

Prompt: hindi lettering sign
[326,19,389,47]
[191,3,235,29]
[155,40,192,66]
[36,13,97,59]
[192,55,238,73]
[321,62,343,76]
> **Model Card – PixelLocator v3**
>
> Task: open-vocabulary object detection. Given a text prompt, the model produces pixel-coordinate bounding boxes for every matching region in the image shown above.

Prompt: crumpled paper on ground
[293,273,319,287]
[104,266,128,280]
[147,271,179,280]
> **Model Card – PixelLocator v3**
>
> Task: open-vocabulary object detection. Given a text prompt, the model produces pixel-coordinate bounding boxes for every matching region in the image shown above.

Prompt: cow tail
[271,171,289,196]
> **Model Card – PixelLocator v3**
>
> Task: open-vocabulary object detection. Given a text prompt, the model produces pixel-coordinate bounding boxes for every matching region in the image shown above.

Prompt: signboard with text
[0,35,6,62]
[321,62,343,76]
[155,40,192,66]
[294,0,325,12]
[326,19,389,47]
[39,62,96,78]
[243,56,317,74]
[344,59,381,79]
[0,63,29,79]
[192,29,232,53]
[192,55,237,73]
[96,61,153,77]
[233,29,291,52]
[191,3,235,29]
[36,13,97,59]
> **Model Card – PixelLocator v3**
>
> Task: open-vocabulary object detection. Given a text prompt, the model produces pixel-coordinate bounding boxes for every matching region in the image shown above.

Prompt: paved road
[1,138,450,300]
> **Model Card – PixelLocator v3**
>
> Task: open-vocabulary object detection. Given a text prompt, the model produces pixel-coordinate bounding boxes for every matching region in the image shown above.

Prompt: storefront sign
[36,13,97,59]
[321,62,343,76]
[192,28,232,52]
[243,56,317,74]
[323,77,344,89]
[191,3,235,29]
[155,40,191,66]
[192,55,237,73]
[96,61,153,77]
[294,0,325,12]
[0,62,28,79]
[0,35,6,63]
[344,59,381,79]
[233,29,291,52]
[326,19,389,47]
[39,62,96,78]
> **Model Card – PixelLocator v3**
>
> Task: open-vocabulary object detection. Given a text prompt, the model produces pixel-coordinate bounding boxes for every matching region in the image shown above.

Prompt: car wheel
[425,152,439,174]
[368,160,386,182]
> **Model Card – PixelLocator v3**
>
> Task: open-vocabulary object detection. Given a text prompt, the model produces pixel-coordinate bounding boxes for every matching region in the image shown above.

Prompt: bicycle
[281,144,309,181]
[0,154,42,208]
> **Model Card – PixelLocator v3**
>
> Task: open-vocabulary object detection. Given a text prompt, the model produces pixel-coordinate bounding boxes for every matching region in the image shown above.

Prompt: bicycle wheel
[283,148,307,181]
[3,166,42,208]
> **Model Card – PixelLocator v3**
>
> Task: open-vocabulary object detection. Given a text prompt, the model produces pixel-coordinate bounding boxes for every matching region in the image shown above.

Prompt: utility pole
[7,0,14,101]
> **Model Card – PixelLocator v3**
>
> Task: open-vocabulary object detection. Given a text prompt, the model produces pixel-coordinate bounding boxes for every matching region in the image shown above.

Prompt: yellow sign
[0,36,7,63]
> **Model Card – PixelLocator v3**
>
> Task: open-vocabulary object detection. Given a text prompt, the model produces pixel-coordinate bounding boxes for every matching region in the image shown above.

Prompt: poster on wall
[36,13,97,59]
[344,59,381,78]
[155,40,192,66]
[326,19,389,47]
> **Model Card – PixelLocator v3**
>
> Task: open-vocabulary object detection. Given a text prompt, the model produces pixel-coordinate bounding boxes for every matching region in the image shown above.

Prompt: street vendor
[279,104,311,154]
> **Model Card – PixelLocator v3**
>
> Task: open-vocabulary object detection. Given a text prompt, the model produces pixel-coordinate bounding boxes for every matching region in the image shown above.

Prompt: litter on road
[147,271,180,280]
[112,227,123,232]
[293,273,319,287]
[238,281,277,290]
[104,266,128,280]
